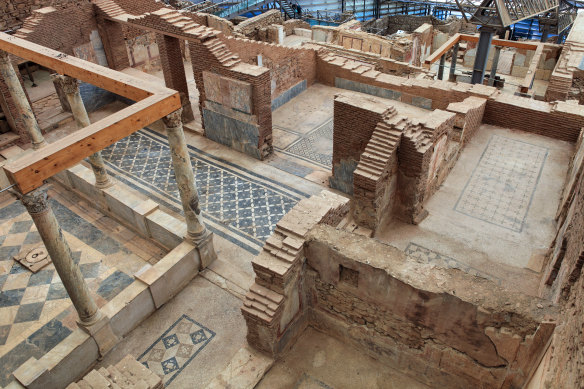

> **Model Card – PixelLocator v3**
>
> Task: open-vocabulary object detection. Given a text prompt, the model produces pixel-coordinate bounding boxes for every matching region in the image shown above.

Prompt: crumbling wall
[124,31,161,73]
[330,93,388,195]
[12,4,97,56]
[394,109,456,224]
[317,52,584,143]
[221,36,316,102]
[535,130,584,388]
[282,19,310,36]
[0,0,89,31]
[410,23,433,66]
[446,96,487,145]
[233,10,282,40]
[304,225,557,389]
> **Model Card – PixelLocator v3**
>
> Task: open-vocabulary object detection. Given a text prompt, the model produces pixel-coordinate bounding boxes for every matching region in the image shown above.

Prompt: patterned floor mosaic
[0,198,136,387]
[274,118,333,169]
[101,128,308,254]
[454,135,548,232]
[294,373,333,389]
[138,314,215,386]
[405,242,502,285]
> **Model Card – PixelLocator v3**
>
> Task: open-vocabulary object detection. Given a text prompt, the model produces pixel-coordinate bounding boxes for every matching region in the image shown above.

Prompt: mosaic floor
[101,128,309,255]
[455,135,548,232]
[273,118,333,169]
[138,314,215,386]
[0,190,155,387]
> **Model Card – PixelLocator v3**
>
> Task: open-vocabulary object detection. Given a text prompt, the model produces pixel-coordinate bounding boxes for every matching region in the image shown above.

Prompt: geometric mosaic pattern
[275,118,333,169]
[404,242,502,285]
[138,314,215,386]
[0,199,135,387]
[454,135,548,232]
[101,129,306,253]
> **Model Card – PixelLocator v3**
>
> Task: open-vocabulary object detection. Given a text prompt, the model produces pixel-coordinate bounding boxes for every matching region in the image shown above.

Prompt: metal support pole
[22,186,101,326]
[0,50,47,149]
[163,109,217,268]
[471,28,494,85]
[52,75,113,189]
[438,54,446,80]
[488,46,502,87]
[449,42,459,82]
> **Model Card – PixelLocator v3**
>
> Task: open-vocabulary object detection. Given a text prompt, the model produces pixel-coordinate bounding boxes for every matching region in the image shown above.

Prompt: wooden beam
[0,33,163,101]
[424,34,461,66]
[460,34,540,50]
[520,43,545,93]
[4,93,181,193]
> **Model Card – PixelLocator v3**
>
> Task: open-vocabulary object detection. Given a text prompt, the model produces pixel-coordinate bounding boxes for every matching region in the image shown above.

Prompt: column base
[188,230,217,269]
[95,178,115,190]
[78,313,119,358]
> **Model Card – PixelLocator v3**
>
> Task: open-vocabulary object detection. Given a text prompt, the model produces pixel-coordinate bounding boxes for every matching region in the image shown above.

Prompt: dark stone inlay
[14,302,44,323]
[0,288,25,307]
[27,269,55,287]
[96,271,133,301]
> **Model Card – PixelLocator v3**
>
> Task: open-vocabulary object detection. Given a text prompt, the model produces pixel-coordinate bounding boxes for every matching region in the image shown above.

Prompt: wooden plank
[460,34,540,50]
[520,43,545,93]
[0,33,167,101]
[424,34,461,66]
[4,92,181,193]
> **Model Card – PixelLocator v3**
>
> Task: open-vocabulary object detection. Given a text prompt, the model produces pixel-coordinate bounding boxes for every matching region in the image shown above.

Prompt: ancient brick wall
[446,96,487,145]
[189,38,272,159]
[12,4,97,56]
[410,23,433,66]
[221,36,316,99]
[536,132,584,388]
[318,53,584,143]
[483,96,584,143]
[330,93,388,195]
[304,225,557,389]
[0,59,34,143]
[0,0,89,31]
[233,10,282,40]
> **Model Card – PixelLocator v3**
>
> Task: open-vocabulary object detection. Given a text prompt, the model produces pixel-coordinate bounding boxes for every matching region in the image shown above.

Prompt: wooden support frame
[424,33,540,67]
[0,33,181,194]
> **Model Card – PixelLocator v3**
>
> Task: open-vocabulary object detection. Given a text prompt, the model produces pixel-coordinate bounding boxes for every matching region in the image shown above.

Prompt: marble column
[0,50,47,149]
[163,109,216,268]
[21,186,101,326]
[52,75,113,189]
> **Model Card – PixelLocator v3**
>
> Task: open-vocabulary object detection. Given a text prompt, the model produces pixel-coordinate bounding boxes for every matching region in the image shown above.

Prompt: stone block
[132,199,159,238]
[103,282,154,338]
[136,241,200,308]
[203,71,222,104]
[66,164,107,211]
[229,78,253,114]
[145,209,185,249]
[101,184,143,231]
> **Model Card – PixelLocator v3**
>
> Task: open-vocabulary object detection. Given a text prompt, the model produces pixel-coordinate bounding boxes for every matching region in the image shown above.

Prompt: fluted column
[163,109,216,268]
[0,50,47,149]
[52,74,113,188]
[21,186,101,326]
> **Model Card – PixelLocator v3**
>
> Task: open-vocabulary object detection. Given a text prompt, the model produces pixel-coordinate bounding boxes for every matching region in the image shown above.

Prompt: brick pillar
[97,19,130,71]
[157,34,194,123]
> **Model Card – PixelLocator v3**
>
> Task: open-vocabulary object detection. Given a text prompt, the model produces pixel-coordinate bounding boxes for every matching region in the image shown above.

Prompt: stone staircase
[203,37,241,67]
[92,0,128,19]
[354,107,403,184]
[66,355,163,389]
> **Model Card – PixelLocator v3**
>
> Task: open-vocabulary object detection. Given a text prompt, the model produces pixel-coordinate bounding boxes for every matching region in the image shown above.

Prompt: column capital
[0,50,11,65]
[21,186,50,214]
[163,109,183,129]
[51,74,79,95]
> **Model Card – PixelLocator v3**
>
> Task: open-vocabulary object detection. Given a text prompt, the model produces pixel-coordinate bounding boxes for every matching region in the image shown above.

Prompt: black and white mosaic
[454,135,548,232]
[138,314,215,386]
[101,128,308,254]
[275,118,333,168]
